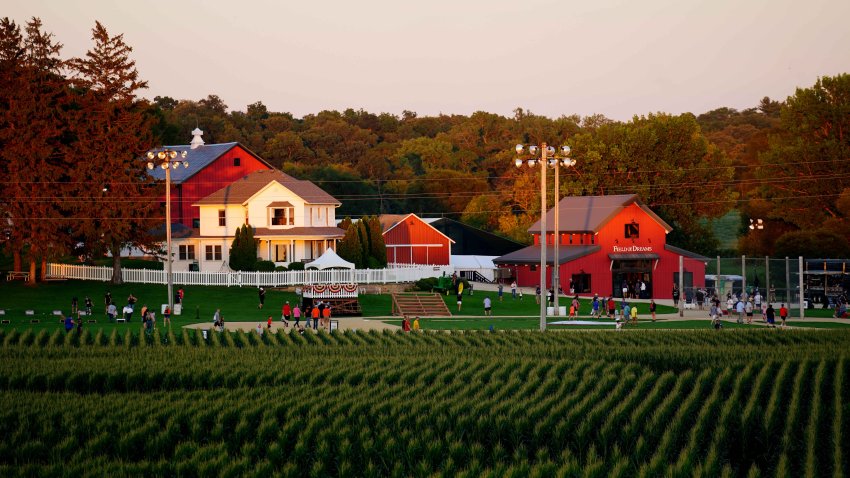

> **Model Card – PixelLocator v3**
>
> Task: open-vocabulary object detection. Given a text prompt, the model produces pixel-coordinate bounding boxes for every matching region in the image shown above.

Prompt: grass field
[0,328,848,476]
[381,317,762,330]
[0,280,679,331]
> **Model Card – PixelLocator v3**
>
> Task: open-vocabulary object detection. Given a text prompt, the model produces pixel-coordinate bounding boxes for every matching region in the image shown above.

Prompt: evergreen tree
[66,21,156,284]
[366,216,387,268]
[0,17,70,283]
[337,221,364,268]
[229,224,258,271]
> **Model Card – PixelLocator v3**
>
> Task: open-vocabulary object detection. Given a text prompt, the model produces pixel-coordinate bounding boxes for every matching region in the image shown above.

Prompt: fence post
[785,256,791,307]
[764,256,769,303]
[799,256,805,320]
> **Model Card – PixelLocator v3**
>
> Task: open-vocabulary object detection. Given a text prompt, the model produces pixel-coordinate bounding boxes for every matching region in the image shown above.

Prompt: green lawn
[0,280,303,333]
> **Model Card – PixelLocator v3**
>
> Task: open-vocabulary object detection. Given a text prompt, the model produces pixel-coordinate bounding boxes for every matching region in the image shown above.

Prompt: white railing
[45,263,456,287]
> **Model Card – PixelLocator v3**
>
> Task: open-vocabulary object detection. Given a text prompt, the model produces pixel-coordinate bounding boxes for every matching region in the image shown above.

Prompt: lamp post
[515,143,573,330]
[550,147,576,316]
[147,149,188,315]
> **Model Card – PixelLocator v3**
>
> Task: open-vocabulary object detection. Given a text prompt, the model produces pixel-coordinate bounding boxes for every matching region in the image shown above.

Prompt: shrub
[287,262,305,271]
[274,266,287,272]
[415,277,439,292]
[255,260,275,272]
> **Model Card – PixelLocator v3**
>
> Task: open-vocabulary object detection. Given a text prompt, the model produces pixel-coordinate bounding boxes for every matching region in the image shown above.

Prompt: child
[163,306,171,327]
[267,315,273,330]
[569,305,576,317]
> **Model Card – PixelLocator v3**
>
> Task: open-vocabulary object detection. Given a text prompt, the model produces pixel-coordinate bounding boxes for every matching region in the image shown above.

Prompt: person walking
[766,304,776,327]
[630,303,638,325]
[511,281,517,299]
[497,283,504,302]
[177,288,184,305]
[672,285,680,307]
[483,296,492,316]
[281,301,291,327]
[163,306,171,328]
[322,305,331,329]
[650,299,657,322]
[745,300,754,325]
[623,302,631,325]
[607,297,616,318]
[402,316,411,332]
[267,315,273,330]
[572,296,580,317]
[311,305,320,330]
[413,316,420,331]
[64,313,74,333]
[779,303,789,327]
[735,299,745,324]
[84,296,93,316]
[293,304,301,328]
[535,286,540,304]
[213,309,222,331]
[258,287,266,309]
[591,295,600,318]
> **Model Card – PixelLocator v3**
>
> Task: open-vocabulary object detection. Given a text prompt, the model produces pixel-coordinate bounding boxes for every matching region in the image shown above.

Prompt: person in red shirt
[607,297,616,318]
[267,315,273,330]
[779,304,789,327]
[281,301,291,327]
[322,305,331,329]
[311,305,320,330]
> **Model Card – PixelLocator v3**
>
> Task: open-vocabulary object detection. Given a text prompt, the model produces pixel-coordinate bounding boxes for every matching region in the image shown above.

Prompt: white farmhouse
[169,169,345,271]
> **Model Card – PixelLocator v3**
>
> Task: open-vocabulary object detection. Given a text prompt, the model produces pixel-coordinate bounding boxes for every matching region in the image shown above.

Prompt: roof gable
[381,213,455,244]
[193,169,340,206]
[147,142,273,184]
[528,194,673,234]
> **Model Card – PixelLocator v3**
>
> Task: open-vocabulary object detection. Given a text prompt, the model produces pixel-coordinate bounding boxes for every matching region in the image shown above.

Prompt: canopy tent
[306,248,355,270]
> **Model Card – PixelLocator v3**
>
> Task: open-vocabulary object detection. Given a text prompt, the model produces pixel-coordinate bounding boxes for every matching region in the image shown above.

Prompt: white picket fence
[46,263,455,287]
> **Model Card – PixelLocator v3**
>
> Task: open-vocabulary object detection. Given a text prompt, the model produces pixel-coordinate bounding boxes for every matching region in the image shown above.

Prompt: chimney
[190,128,205,149]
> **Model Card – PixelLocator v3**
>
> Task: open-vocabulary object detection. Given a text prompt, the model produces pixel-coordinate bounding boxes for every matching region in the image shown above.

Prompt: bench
[6,272,29,281]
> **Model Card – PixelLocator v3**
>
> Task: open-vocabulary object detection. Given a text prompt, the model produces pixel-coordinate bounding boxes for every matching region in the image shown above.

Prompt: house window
[205,245,222,261]
[179,245,195,261]
[218,210,226,227]
[625,222,640,239]
[192,218,200,228]
[274,244,287,262]
[271,207,295,226]
[233,157,241,166]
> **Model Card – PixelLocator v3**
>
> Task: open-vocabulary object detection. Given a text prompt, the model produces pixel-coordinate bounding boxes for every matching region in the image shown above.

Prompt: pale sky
[7,0,850,121]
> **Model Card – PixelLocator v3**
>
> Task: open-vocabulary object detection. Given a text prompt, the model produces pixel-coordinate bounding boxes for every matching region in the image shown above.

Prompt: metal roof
[527,194,673,234]
[147,143,241,184]
[493,245,600,265]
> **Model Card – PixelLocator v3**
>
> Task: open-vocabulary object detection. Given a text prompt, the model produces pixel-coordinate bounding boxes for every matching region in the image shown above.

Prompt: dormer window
[269,201,295,226]
[625,222,639,239]
[233,157,241,166]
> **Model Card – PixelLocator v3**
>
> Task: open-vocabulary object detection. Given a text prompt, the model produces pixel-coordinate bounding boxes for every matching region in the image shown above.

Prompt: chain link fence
[682,257,850,319]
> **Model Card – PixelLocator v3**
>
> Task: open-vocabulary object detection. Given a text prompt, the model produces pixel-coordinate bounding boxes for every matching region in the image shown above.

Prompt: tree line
[2,17,849,286]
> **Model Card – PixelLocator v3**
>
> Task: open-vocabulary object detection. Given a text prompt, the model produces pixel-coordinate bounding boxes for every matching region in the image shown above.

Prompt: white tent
[306,248,355,270]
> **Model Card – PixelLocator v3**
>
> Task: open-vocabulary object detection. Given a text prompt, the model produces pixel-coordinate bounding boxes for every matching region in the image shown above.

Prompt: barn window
[625,222,639,238]
[233,157,241,166]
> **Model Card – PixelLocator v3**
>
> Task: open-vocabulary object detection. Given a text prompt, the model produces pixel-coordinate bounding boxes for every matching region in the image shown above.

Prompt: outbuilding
[493,194,707,300]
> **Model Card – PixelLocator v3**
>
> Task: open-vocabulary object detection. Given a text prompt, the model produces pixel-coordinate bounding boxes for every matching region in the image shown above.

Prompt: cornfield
[0,327,848,477]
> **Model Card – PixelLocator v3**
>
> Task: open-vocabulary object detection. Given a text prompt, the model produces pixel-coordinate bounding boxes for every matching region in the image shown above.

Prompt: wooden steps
[391,293,451,317]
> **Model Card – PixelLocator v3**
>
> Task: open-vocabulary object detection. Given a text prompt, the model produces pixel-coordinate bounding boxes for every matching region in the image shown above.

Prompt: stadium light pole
[147,149,189,315]
[550,147,576,316]
[515,143,574,330]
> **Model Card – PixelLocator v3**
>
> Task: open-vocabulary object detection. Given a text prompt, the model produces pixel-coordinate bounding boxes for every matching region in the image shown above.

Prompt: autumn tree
[756,74,850,234]
[0,17,71,283]
[67,21,156,284]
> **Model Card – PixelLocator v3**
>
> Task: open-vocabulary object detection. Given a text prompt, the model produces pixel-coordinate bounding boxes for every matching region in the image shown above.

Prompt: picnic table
[6,271,29,281]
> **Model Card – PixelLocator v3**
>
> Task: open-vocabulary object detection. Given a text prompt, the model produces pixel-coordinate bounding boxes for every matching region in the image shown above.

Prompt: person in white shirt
[483,297,492,316]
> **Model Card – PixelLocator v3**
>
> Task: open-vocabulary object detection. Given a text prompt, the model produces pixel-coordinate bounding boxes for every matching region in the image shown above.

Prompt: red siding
[383,215,451,265]
[504,203,706,299]
[167,145,270,227]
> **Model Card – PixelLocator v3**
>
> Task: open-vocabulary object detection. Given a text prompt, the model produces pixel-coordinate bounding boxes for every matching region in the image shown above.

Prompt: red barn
[381,214,454,265]
[148,129,273,228]
[494,194,707,300]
